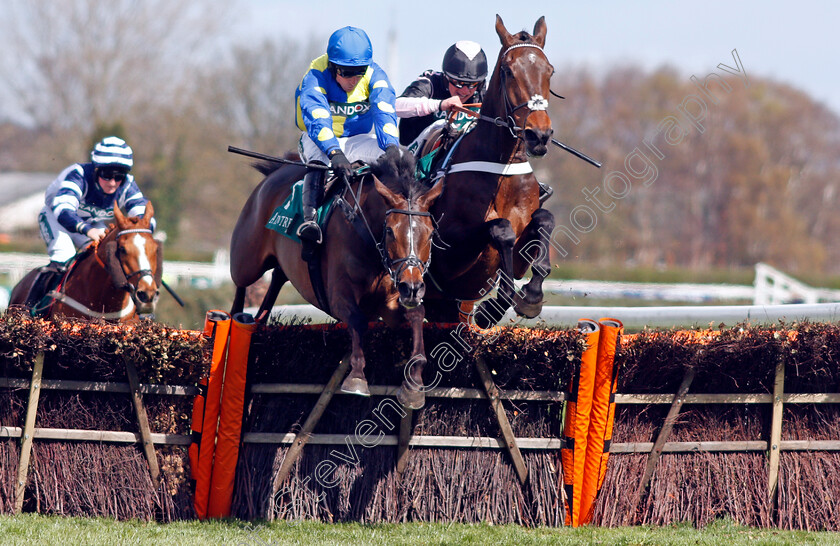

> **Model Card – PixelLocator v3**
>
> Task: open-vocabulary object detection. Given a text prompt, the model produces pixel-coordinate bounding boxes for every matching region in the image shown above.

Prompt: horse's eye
[385,227,394,237]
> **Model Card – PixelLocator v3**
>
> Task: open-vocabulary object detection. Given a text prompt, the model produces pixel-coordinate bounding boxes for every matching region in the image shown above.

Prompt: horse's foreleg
[231,286,247,315]
[397,304,426,409]
[340,311,370,396]
[255,269,288,323]
[473,218,516,328]
[513,208,555,318]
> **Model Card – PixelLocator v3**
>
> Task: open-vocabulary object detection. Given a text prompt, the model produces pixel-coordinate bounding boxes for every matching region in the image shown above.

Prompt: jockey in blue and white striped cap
[90,135,134,170]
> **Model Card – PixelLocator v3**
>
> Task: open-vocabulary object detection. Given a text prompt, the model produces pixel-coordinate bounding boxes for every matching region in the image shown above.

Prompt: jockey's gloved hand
[329,150,353,181]
[86,227,106,242]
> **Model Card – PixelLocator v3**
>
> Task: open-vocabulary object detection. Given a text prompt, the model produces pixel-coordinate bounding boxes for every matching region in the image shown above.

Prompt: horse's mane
[369,148,421,200]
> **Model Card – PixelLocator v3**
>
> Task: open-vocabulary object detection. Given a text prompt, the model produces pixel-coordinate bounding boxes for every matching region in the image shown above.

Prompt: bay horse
[9,202,161,322]
[424,15,556,327]
[229,149,443,409]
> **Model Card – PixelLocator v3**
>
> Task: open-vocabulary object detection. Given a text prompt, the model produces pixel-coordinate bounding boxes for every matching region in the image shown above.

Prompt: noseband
[380,206,433,287]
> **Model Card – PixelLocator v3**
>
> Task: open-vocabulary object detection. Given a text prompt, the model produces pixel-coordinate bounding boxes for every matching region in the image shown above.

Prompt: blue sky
[238,0,840,116]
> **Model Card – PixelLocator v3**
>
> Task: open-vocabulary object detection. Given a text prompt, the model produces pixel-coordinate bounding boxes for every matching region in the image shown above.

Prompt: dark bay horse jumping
[9,203,161,322]
[424,15,556,327]
[229,149,443,409]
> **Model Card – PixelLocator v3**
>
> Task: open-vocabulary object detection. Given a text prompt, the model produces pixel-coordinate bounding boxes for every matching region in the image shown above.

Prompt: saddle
[416,126,459,183]
[265,178,340,243]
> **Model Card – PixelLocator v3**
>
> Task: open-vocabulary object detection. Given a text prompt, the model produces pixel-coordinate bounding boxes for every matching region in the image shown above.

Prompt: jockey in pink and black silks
[293,26,400,256]
[25,136,155,308]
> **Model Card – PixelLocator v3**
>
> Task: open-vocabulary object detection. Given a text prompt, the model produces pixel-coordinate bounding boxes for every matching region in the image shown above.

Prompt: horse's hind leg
[255,268,288,323]
[473,218,517,328]
[513,208,555,318]
[396,304,427,409]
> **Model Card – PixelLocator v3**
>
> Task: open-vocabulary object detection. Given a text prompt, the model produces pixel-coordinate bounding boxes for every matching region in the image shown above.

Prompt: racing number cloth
[562,318,623,526]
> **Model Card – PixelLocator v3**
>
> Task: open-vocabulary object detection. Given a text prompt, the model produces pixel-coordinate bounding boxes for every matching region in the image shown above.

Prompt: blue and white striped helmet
[90,136,133,170]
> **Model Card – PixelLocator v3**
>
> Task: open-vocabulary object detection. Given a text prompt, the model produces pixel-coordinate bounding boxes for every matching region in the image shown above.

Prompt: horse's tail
[253,151,301,177]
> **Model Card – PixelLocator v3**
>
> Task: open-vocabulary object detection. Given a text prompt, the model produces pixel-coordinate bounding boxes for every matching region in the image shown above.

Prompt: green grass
[0,515,838,545]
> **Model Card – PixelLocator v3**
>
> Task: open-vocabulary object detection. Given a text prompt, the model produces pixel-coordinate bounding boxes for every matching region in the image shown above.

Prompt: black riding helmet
[442,40,487,83]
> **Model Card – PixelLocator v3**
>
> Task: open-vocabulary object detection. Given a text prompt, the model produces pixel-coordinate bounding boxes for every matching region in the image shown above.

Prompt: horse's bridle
[49,227,157,320]
[337,172,436,288]
[379,206,434,287]
[458,43,553,141]
[112,228,157,308]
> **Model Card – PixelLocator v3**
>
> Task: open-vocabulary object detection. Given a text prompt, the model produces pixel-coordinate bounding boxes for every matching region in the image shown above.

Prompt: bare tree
[0,0,229,132]
[195,36,322,153]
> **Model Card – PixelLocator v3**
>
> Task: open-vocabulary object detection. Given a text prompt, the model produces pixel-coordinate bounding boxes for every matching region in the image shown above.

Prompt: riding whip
[227,146,331,171]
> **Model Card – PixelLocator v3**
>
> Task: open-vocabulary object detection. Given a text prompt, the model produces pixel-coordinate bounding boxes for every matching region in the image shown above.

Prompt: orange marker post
[562,319,600,527]
[207,313,256,518]
[579,318,623,524]
[193,310,231,519]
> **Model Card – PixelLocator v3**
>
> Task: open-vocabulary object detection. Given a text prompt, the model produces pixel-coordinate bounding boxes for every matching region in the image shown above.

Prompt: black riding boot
[23,261,66,309]
[537,179,554,206]
[296,167,326,261]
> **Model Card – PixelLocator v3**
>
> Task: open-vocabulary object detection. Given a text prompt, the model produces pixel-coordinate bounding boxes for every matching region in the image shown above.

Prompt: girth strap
[446,160,533,176]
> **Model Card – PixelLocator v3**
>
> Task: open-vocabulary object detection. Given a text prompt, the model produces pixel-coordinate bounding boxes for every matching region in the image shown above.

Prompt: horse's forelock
[516,31,531,42]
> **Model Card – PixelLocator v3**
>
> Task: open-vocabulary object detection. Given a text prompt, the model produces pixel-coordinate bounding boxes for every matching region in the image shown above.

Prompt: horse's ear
[113,200,127,227]
[373,177,404,210]
[142,201,155,226]
[417,179,444,211]
[495,14,513,46]
[533,16,547,47]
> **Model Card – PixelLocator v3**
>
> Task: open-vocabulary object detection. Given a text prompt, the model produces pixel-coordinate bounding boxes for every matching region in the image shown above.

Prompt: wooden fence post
[768,352,785,506]
[624,366,696,525]
[14,351,45,514]
[124,358,160,485]
[475,355,528,485]
[270,355,350,517]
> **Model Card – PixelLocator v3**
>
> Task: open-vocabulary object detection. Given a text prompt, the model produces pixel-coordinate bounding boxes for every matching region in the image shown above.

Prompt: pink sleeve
[396,96,441,118]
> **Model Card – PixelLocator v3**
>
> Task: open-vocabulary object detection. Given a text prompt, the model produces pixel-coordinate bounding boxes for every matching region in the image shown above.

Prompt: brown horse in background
[9,203,161,322]
[424,15,556,327]
[230,150,442,409]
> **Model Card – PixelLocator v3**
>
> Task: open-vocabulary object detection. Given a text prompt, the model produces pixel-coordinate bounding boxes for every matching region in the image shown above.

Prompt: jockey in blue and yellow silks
[294,26,399,258]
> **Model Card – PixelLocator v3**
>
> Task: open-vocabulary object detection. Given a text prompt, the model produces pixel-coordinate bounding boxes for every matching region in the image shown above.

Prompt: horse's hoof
[396,386,425,410]
[472,300,507,328]
[514,298,543,319]
[341,376,371,396]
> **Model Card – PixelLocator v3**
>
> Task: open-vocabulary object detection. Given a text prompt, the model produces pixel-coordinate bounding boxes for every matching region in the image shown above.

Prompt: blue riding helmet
[327,26,373,67]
